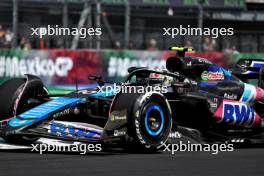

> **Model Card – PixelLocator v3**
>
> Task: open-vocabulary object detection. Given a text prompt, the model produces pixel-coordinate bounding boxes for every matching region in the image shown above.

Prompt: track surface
[0,148,263,176]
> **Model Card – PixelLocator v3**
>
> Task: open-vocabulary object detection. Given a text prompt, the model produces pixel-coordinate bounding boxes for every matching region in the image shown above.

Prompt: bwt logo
[222,102,255,127]
[50,122,98,138]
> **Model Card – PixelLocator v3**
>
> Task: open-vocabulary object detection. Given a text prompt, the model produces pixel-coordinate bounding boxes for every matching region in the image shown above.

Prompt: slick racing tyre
[0,78,26,119]
[127,92,172,152]
[0,76,48,144]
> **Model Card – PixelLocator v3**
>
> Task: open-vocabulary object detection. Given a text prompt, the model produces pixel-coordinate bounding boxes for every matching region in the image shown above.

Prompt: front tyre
[129,92,172,152]
[0,75,48,144]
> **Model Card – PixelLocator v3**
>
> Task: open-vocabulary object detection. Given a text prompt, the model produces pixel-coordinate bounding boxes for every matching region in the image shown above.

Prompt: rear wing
[232,58,264,88]
[233,59,264,78]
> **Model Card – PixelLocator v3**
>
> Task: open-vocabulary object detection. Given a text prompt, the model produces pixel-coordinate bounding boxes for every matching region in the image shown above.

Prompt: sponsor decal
[201,71,208,80]
[135,110,140,118]
[201,71,224,81]
[224,93,237,100]
[135,119,147,146]
[110,110,127,121]
[210,102,218,108]
[209,98,219,111]
[53,109,70,118]
[113,130,126,137]
[222,102,256,127]
[49,121,101,139]
[198,58,212,64]
[169,131,182,139]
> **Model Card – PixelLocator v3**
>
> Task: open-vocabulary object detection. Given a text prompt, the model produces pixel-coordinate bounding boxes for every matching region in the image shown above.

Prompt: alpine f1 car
[1,47,264,152]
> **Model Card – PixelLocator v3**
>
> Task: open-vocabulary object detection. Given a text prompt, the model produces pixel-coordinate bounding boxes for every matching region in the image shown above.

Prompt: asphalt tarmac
[0,147,263,176]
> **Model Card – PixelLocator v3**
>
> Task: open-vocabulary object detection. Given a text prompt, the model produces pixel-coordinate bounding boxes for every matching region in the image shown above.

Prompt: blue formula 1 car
[1,47,264,152]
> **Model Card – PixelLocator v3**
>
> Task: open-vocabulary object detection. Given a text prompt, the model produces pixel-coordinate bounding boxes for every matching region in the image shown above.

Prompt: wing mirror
[88,75,104,86]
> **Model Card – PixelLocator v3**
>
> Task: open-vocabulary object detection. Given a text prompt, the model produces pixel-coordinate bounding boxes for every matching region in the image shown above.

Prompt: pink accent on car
[213,99,261,128]
[255,86,264,101]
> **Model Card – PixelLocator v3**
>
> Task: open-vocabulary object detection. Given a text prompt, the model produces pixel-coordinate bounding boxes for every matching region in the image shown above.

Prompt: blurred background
[0,0,263,93]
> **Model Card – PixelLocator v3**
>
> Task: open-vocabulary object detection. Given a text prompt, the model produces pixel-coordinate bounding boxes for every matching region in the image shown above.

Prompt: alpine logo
[222,102,255,127]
